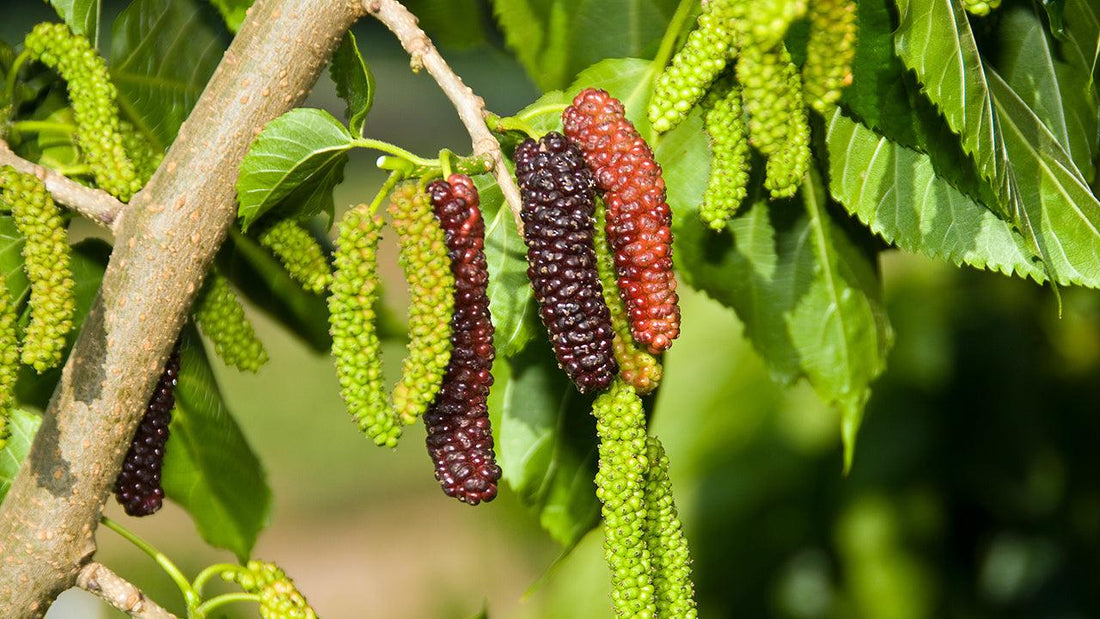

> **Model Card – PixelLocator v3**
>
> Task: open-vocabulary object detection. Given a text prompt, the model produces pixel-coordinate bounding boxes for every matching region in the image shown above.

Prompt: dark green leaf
[162,326,271,562]
[0,217,30,307]
[110,0,227,149]
[0,410,41,505]
[491,0,679,90]
[47,0,100,41]
[236,108,353,230]
[207,0,251,32]
[330,32,374,137]
[406,0,489,50]
[1062,0,1099,89]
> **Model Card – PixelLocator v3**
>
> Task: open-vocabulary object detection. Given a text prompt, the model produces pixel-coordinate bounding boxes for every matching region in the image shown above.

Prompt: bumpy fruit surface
[257,219,333,294]
[645,436,698,619]
[592,380,656,618]
[194,273,269,373]
[594,201,662,394]
[802,0,858,114]
[515,132,617,393]
[701,76,751,229]
[563,88,681,355]
[963,0,1000,16]
[741,0,808,49]
[0,274,19,450]
[425,175,501,505]
[737,43,811,198]
[387,182,454,426]
[648,0,737,134]
[120,120,162,186]
[225,560,317,619]
[23,23,141,201]
[113,347,179,517]
[329,206,396,447]
[0,166,75,372]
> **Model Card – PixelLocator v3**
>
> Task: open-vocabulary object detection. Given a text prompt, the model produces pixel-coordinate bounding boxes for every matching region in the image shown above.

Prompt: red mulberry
[113,346,180,517]
[424,175,501,505]
[515,132,617,393]
[563,88,681,354]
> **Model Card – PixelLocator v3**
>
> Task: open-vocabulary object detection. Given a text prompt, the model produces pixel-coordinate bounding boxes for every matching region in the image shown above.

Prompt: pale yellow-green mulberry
[224,560,317,619]
[645,436,698,619]
[963,0,1001,16]
[193,273,269,373]
[257,219,333,295]
[701,75,751,229]
[802,0,858,115]
[738,0,808,49]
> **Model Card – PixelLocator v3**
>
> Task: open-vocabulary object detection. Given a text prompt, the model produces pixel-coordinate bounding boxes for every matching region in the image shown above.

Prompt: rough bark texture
[0,1,365,615]
[75,563,177,619]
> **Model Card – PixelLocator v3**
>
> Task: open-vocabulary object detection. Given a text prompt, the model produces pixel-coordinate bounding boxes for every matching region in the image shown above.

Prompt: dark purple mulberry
[515,132,618,393]
[113,346,180,517]
[424,175,501,505]
[563,88,681,355]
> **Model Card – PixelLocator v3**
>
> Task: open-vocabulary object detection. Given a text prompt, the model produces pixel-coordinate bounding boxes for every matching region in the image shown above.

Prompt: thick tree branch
[75,563,177,619]
[366,0,526,234]
[0,141,123,230]
[0,1,366,616]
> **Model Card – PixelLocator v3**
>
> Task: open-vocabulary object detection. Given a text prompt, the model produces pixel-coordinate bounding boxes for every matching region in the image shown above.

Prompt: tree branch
[365,0,526,235]
[0,141,124,230]
[75,563,177,619]
[0,1,366,616]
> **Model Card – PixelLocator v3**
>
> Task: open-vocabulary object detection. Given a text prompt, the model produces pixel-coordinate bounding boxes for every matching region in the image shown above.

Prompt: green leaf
[406,0,489,50]
[490,340,600,548]
[330,32,374,137]
[110,0,227,149]
[0,217,30,307]
[989,70,1100,288]
[236,108,353,230]
[825,111,1045,282]
[491,0,679,90]
[47,0,100,41]
[207,0,251,32]
[34,108,81,170]
[1062,0,1100,90]
[0,410,42,505]
[162,326,271,562]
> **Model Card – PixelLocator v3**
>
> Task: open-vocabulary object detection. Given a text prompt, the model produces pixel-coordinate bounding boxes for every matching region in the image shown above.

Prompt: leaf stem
[439,148,455,178]
[653,0,698,72]
[515,103,569,124]
[193,592,261,617]
[192,563,242,596]
[353,137,437,168]
[486,112,540,140]
[3,50,30,108]
[11,120,77,136]
[368,170,404,214]
[99,516,200,609]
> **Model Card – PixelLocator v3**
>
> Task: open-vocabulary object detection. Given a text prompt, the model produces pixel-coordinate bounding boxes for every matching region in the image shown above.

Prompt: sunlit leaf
[207,0,251,32]
[47,0,100,41]
[330,32,374,137]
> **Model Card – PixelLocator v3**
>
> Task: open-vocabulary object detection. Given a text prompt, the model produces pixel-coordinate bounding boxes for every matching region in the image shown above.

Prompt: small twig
[366,0,526,235]
[76,562,178,619]
[0,140,123,230]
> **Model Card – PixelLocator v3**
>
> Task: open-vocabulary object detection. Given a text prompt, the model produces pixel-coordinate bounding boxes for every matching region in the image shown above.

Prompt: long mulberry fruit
[23,23,141,201]
[224,560,317,619]
[424,175,501,505]
[387,182,454,427]
[515,132,617,393]
[563,88,681,354]
[645,436,698,618]
[0,274,19,450]
[113,346,179,517]
[329,206,396,447]
[648,0,738,134]
[120,120,162,187]
[0,166,75,372]
[593,380,656,617]
[737,43,811,198]
[740,0,808,49]
[193,273,269,373]
[701,75,751,229]
[594,200,662,394]
[801,0,858,115]
[257,219,333,294]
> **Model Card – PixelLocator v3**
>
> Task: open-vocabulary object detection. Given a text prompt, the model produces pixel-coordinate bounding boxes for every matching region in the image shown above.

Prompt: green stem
[368,170,404,215]
[439,148,455,178]
[52,164,92,177]
[516,103,569,123]
[653,0,698,72]
[99,516,200,609]
[486,113,540,140]
[4,50,30,108]
[353,138,438,168]
[193,592,261,617]
[192,563,242,596]
[11,120,77,136]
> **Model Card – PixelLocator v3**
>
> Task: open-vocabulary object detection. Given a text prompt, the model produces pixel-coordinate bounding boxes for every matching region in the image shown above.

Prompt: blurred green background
[4,2,1097,618]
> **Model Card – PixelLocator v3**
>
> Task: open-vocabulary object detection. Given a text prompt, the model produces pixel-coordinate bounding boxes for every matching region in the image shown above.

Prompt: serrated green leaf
[825,111,1045,282]
[207,0,251,32]
[162,326,271,562]
[47,0,100,41]
[110,0,227,149]
[491,0,678,90]
[330,32,373,137]
[236,108,353,230]
[989,70,1100,288]
[0,410,42,505]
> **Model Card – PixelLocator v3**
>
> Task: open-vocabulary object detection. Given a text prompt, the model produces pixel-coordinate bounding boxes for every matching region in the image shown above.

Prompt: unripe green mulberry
[120,120,162,186]
[387,182,454,427]
[329,205,397,447]
[648,0,738,134]
[592,380,656,618]
[193,273,268,373]
[23,23,141,201]
[802,0,858,114]
[645,436,698,619]
[594,201,662,394]
[737,43,811,198]
[741,0,808,49]
[0,274,19,450]
[0,166,75,373]
[701,76,751,229]
[257,219,333,295]
[224,560,317,619]
[963,0,1000,16]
